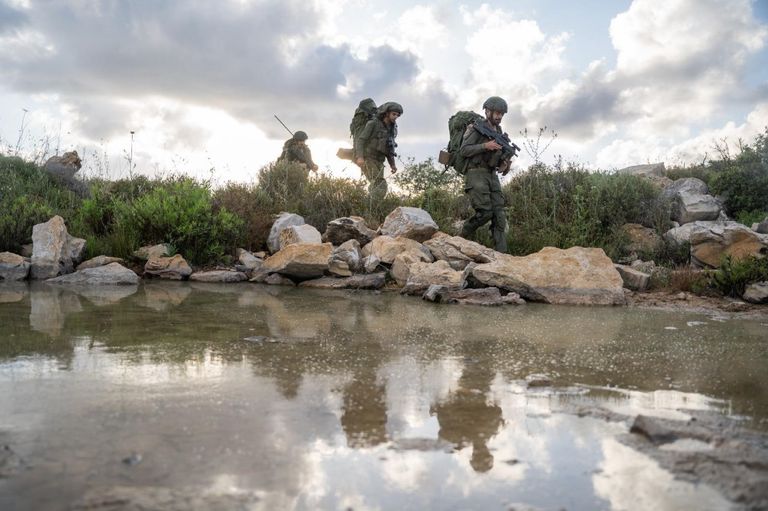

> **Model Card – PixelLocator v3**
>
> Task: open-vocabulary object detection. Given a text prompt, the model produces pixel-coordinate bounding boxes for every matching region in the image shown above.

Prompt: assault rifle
[472,120,521,171]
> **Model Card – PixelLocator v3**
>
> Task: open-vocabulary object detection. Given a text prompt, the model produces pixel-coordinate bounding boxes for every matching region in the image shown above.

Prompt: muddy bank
[625,289,768,319]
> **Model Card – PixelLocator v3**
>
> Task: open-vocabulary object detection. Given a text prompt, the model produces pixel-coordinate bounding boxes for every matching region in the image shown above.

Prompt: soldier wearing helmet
[458,96,511,253]
[277,130,319,172]
[354,101,403,201]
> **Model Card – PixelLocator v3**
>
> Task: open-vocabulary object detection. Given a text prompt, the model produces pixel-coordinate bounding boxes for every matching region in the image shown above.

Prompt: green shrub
[214,182,274,251]
[712,255,768,297]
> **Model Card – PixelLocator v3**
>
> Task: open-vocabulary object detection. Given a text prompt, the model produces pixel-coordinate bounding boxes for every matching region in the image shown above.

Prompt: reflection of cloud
[381,451,428,492]
[594,438,731,511]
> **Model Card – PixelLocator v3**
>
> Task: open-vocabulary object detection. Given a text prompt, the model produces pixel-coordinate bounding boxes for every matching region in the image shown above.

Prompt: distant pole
[129,130,135,178]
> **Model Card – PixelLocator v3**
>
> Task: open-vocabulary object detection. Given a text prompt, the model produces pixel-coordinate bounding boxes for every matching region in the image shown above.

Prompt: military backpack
[439,110,484,175]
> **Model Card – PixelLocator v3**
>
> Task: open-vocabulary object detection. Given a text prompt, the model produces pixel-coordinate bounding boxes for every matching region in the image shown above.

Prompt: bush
[712,255,768,298]
[214,182,274,251]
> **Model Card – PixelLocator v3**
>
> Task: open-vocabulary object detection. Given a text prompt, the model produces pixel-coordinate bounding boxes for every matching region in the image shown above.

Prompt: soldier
[459,96,512,253]
[277,131,319,172]
[354,101,402,200]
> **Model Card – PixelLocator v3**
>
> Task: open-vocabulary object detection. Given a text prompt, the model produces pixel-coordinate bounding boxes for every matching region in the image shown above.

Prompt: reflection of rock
[141,282,192,311]
[46,263,140,285]
[0,252,30,281]
[64,284,139,306]
[0,283,27,303]
[72,486,261,511]
[299,274,386,290]
[29,286,83,336]
[472,247,626,305]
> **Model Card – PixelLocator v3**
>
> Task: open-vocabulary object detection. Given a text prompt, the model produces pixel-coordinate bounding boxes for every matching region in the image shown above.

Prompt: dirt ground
[625,289,768,319]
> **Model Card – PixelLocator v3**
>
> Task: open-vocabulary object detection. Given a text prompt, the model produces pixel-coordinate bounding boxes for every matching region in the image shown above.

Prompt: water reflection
[0,282,766,509]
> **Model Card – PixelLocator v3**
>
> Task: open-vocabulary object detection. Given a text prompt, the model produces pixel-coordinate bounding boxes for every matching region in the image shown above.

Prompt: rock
[237,249,263,270]
[46,262,139,285]
[76,255,124,271]
[755,217,768,234]
[472,246,626,305]
[391,251,423,287]
[401,260,466,295]
[614,264,650,291]
[268,212,305,253]
[20,244,33,258]
[189,270,247,283]
[263,273,296,286]
[423,285,524,306]
[0,252,30,281]
[662,177,709,199]
[361,235,433,265]
[423,235,497,270]
[663,221,713,248]
[380,207,438,242]
[144,254,193,280]
[672,191,722,224]
[616,162,665,177]
[299,273,386,290]
[363,254,381,273]
[688,221,768,268]
[322,216,377,246]
[254,251,267,259]
[621,223,661,257]
[329,259,352,277]
[43,151,81,179]
[133,243,172,261]
[262,243,332,279]
[330,239,362,273]
[743,281,768,304]
[278,224,322,250]
[31,216,85,279]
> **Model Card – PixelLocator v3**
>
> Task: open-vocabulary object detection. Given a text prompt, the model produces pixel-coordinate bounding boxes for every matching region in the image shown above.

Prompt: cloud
[0,0,27,34]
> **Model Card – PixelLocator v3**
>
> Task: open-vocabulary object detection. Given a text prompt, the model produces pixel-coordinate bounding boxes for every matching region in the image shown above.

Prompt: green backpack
[350,98,377,140]
[441,110,484,175]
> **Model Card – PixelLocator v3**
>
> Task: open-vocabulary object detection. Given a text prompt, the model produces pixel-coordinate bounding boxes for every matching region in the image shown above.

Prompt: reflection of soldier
[431,362,503,472]
[354,102,402,201]
[278,131,319,172]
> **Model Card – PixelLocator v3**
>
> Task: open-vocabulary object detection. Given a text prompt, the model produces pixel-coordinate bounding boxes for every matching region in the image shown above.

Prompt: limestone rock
[43,151,81,180]
[380,207,438,242]
[189,270,247,283]
[31,216,85,279]
[328,259,352,277]
[144,254,193,280]
[363,254,381,273]
[361,235,433,265]
[663,221,715,248]
[391,251,423,287]
[672,191,721,224]
[133,243,172,261]
[76,255,124,271]
[662,177,709,199]
[616,162,665,177]
[423,285,525,306]
[263,273,296,286]
[472,246,626,305]
[423,235,497,270]
[0,252,30,281]
[689,222,768,268]
[743,282,768,304]
[621,223,661,257]
[20,244,33,258]
[401,260,466,295]
[754,217,768,234]
[299,273,386,290]
[614,264,650,291]
[279,224,322,250]
[322,216,377,246]
[46,262,139,285]
[268,212,305,253]
[237,249,263,270]
[262,243,332,279]
[330,239,362,273]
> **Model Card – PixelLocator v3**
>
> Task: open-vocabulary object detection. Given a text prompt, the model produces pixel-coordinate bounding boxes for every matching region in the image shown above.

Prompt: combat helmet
[482,96,508,114]
[378,102,404,117]
[292,131,308,141]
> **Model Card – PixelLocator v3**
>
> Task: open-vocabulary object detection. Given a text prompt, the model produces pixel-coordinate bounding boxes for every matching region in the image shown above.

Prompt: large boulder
[616,162,665,177]
[472,247,626,305]
[330,239,362,273]
[361,235,433,265]
[30,216,86,279]
[754,217,768,234]
[662,177,709,199]
[689,222,768,268]
[298,273,386,290]
[322,216,377,246]
[401,260,466,295]
[133,243,172,261]
[144,254,193,280]
[672,191,721,224]
[76,255,124,271]
[189,270,247,283]
[614,264,650,291]
[380,207,438,242]
[279,224,322,250]
[268,212,305,253]
[423,234,497,270]
[262,243,332,279]
[43,151,81,180]
[621,223,662,257]
[0,252,30,281]
[391,251,423,287]
[663,221,715,248]
[237,249,263,270]
[743,282,768,304]
[46,262,139,285]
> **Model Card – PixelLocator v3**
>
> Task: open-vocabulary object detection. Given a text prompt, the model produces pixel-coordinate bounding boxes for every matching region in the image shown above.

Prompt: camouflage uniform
[354,115,398,201]
[278,138,316,169]
[459,118,508,253]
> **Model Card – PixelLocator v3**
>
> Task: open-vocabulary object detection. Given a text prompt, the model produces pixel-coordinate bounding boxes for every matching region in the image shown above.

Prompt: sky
[0,0,767,184]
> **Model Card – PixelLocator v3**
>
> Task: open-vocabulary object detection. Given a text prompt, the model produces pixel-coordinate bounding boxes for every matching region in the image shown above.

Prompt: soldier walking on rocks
[354,102,402,201]
[278,131,319,172]
[459,96,513,253]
